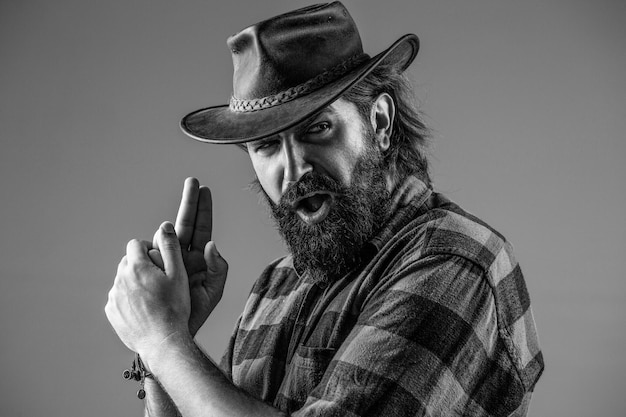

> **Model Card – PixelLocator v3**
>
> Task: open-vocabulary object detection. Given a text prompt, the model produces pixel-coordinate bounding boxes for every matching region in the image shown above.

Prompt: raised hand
[152,177,228,337]
[105,222,192,358]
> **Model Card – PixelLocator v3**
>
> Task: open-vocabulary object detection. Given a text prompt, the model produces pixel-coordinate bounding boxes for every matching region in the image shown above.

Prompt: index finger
[175,177,200,250]
[126,239,150,262]
[191,186,212,251]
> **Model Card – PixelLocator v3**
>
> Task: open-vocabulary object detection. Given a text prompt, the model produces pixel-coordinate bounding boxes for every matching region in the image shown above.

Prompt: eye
[252,139,280,154]
[307,121,331,135]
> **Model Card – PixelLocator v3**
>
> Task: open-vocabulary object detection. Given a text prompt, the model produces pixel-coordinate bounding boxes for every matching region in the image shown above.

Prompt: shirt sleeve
[219,313,243,382]
[292,254,532,417]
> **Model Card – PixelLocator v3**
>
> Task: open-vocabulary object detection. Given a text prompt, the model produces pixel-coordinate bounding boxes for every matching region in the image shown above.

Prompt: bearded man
[105,2,544,416]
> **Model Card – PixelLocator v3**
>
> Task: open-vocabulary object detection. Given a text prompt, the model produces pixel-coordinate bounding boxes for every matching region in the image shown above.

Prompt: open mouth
[292,191,337,224]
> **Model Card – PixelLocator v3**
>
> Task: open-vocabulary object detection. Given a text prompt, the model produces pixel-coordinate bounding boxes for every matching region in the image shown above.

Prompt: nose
[282,136,312,193]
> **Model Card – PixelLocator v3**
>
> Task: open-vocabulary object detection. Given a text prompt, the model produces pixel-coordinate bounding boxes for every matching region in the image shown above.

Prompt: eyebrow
[303,106,335,125]
[247,105,336,148]
[292,106,336,135]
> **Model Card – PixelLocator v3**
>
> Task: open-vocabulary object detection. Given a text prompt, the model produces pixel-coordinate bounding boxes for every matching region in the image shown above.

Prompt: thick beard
[258,143,391,285]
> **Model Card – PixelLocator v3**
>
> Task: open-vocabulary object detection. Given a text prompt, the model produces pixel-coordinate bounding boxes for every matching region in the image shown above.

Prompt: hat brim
[180,34,419,144]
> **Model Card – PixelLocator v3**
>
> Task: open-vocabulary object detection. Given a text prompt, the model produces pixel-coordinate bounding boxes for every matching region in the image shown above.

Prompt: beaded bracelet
[122,353,154,399]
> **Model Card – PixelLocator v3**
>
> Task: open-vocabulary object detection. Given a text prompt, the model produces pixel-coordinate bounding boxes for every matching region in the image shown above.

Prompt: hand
[105,222,192,358]
[151,177,228,337]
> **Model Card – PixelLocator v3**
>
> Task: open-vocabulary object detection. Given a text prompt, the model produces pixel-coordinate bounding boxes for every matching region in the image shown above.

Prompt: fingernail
[162,222,175,234]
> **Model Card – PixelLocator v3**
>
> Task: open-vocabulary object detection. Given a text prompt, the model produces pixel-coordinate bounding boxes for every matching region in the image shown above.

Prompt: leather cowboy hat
[180,1,419,144]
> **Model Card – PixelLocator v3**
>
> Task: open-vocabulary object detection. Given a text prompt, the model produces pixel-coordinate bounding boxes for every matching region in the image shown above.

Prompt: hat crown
[227,2,365,100]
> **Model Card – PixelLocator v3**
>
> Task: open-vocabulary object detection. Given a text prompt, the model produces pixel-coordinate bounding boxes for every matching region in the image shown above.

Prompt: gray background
[1,0,624,416]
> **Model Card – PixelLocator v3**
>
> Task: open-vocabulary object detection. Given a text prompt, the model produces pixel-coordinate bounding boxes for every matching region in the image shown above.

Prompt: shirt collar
[367,175,432,253]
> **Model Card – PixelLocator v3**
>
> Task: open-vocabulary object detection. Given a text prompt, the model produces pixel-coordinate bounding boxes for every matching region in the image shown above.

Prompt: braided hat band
[229,54,370,113]
[180,2,419,144]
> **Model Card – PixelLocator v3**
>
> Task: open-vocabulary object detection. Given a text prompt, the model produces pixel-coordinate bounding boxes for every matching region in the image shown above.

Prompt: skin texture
[263,152,391,283]
[104,94,394,417]
[247,97,394,203]
[248,96,396,283]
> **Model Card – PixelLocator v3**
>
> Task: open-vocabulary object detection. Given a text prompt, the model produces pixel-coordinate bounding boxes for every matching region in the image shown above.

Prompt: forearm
[143,378,181,417]
[145,332,287,417]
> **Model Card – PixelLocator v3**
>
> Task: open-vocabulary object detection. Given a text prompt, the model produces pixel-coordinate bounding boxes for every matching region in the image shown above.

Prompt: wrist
[141,330,195,376]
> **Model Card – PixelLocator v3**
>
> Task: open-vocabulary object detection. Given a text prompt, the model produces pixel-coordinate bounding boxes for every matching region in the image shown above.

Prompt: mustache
[278,172,345,210]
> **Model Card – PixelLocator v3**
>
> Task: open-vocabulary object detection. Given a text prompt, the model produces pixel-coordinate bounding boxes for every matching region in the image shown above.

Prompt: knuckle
[117,257,127,273]
[107,285,118,301]
[112,271,122,286]
[130,260,145,276]
[104,294,115,315]
[126,239,137,253]
[162,240,180,252]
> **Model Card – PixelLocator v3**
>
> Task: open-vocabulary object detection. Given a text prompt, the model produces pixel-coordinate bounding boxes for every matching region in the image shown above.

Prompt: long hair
[342,62,431,186]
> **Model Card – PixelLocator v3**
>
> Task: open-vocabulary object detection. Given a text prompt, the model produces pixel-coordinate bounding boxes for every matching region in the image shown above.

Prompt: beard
[257,139,391,284]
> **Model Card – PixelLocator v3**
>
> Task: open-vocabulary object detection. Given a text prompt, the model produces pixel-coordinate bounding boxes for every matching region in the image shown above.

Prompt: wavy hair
[342,62,431,186]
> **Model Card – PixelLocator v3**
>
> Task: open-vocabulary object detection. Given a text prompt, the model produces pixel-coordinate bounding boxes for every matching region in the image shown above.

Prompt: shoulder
[421,194,513,272]
[380,194,543,393]
[384,193,518,287]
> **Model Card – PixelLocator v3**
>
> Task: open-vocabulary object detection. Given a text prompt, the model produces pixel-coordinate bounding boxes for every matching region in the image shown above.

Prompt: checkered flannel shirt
[220,177,544,416]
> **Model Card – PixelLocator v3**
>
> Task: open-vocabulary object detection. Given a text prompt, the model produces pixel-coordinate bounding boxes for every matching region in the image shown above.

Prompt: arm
[105,178,287,416]
[145,331,287,417]
[144,177,224,417]
[106,223,288,417]
[143,379,181,417]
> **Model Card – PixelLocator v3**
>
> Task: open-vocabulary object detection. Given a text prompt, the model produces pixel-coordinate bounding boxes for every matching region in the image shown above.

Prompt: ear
[370,93,395,152]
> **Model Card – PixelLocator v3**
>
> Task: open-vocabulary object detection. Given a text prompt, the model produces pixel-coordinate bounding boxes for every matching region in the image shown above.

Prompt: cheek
[327,124,372,186]
[251,159,282,204]
[330,149,365,186]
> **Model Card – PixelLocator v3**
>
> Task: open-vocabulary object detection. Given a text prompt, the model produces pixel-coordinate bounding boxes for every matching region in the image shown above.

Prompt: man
[105,2,543,416]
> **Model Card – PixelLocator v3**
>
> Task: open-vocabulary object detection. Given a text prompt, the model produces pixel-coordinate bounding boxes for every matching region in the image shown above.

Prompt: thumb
[204,241,228,278]
[157,221,185,278]
[148,249,164,270]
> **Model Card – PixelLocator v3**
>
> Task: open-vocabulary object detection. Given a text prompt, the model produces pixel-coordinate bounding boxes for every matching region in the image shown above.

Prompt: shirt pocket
[282,346,336,410]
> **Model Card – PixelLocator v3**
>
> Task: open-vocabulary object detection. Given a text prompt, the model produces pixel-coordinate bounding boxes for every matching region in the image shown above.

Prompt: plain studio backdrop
[1,0,624,416]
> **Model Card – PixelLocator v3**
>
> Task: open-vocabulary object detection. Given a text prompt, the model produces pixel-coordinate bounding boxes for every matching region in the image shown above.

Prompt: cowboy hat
[180,1,419,144]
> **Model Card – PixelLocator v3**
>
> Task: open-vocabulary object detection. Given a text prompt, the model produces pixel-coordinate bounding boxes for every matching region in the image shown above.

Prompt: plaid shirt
[221,177,544,416]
